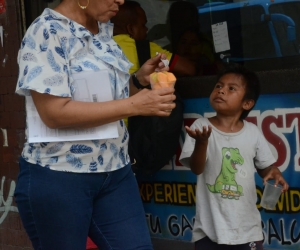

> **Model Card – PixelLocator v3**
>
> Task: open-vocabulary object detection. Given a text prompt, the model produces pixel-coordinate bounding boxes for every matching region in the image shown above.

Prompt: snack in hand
[149,71,177,90]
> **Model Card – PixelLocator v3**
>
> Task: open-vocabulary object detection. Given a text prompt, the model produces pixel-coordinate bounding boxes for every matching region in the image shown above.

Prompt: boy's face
[129,7,148,40]
[210,73,254,117]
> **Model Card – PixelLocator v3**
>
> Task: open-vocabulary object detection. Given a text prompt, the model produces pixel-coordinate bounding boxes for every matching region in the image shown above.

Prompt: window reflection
[140,0,300,73]
[198,1,300,61]
[26,0,300,73]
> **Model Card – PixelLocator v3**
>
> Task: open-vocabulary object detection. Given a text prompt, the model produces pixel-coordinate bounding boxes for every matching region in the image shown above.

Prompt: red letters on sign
[262,115,287,167]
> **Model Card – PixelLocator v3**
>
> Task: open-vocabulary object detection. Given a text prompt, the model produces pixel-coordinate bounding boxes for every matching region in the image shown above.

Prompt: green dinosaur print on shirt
[207,147,244,200]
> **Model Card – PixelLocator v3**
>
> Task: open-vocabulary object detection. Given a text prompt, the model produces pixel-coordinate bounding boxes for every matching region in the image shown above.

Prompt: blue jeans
[15,157,153,250]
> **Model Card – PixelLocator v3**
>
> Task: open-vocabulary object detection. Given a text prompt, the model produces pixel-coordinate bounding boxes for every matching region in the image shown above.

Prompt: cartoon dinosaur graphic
[207,147,244,199]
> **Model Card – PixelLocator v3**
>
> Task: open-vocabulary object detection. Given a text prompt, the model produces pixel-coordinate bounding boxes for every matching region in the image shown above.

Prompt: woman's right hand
[30,85,175,130]
[128,87,176,117]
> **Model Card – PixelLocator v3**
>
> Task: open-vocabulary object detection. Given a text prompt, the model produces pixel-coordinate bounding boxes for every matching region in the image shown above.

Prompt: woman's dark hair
[216,63,261,120]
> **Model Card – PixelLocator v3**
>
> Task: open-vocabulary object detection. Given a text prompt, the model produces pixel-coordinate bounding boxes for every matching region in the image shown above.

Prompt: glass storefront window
[25,0,300,73]
[197,0,300,68]
[137,0,300,72]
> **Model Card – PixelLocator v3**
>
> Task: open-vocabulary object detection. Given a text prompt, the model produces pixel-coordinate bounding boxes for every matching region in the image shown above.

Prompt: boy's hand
[261,166,289,192]
[185,125,212,143]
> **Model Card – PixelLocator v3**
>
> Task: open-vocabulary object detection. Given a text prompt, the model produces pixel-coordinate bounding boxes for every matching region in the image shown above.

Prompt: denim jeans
[15,157,153,250]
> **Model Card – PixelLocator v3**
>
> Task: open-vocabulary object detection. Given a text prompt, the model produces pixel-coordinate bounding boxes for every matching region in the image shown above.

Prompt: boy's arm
[190,140,208,175]
[185,125,212,175]
[256,165,289,192]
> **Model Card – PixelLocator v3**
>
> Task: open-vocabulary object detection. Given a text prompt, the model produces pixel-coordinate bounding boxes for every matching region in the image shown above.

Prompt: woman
[14,0,175,249]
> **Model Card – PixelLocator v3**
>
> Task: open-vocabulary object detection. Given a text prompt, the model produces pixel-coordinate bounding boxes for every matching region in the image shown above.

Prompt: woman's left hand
[135,53,169,86]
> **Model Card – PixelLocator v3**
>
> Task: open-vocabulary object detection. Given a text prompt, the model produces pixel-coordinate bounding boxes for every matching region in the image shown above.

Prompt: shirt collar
[41,8,113,40]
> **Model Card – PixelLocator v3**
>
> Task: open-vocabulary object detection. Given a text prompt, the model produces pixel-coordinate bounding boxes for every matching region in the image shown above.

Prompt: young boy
[179,64,289,250]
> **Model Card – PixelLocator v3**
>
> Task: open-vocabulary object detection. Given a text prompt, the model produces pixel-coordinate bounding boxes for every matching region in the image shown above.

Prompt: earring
[78,0,89,9]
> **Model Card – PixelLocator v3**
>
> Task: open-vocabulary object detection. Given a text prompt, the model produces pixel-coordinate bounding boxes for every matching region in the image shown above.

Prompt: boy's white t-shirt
[180,117,276,244]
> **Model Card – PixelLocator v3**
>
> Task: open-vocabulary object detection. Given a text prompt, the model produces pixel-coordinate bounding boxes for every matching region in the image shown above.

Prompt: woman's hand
[31,78,175,130]
[128,87,176,117]
[135,53,169,86]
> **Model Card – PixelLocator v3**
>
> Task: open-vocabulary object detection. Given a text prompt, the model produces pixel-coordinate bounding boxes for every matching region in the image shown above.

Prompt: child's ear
[243,99,255,111]
[126,24,136,38]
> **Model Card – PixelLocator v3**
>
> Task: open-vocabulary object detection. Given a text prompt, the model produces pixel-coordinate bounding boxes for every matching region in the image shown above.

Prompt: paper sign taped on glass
[26,70,119,143]
[212,21,230,53]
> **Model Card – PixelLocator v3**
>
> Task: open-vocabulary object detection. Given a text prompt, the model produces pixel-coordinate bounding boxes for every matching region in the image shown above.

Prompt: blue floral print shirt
[15,8,132,172]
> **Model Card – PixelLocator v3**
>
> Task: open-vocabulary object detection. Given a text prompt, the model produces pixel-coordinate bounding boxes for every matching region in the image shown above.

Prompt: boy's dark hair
[216,63,260,120]
[111,1,141,33]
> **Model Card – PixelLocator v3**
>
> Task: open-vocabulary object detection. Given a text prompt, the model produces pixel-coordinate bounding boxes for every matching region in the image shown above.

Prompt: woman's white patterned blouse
[15,8,133,173]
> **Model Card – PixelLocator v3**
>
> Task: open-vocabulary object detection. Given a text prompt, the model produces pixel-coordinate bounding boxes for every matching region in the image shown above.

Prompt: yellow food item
[150,71,176,89]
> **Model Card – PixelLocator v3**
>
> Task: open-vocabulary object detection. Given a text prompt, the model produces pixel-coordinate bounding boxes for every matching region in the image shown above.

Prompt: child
[179,63,289,250]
